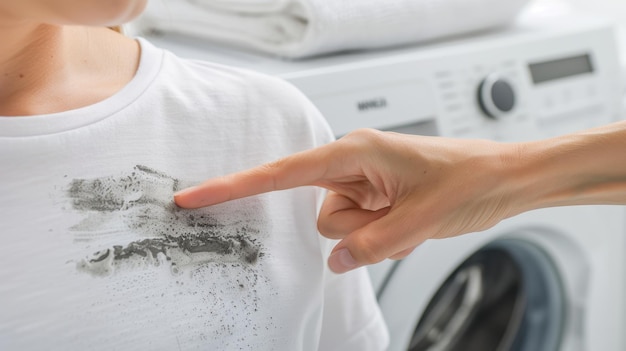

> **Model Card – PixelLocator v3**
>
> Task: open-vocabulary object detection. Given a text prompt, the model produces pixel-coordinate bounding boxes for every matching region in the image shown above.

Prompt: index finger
[174,145,331,209]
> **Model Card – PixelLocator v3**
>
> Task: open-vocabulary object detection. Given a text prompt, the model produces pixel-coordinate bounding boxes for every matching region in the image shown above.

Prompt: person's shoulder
[151,46,311,110]
[139,39,334,145]
[203,64,308,110]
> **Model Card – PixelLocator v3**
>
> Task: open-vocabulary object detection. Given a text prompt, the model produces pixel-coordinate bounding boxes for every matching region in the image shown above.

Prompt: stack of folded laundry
[134,0,530,59]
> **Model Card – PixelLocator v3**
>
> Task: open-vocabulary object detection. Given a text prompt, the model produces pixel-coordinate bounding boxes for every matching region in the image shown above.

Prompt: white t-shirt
[0,39,388,351]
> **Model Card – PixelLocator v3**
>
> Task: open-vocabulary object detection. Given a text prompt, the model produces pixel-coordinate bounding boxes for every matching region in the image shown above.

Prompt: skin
[174,123,626,273]
[0,0,147,116]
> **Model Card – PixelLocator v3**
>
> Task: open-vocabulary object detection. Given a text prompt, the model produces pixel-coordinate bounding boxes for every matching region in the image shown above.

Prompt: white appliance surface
[142,10,626,351]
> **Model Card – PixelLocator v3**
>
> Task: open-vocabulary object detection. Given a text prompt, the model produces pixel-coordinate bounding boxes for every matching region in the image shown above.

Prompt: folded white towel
[136,0,530,58]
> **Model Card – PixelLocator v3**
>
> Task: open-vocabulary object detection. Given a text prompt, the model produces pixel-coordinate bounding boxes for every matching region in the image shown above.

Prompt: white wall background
[567,0,626,22]
[530,0,626,22]
[531,0,626,26]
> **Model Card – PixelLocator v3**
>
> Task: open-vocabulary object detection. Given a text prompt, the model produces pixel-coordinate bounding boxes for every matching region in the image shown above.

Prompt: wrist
[503,139,572,214]
[505,124,626,213]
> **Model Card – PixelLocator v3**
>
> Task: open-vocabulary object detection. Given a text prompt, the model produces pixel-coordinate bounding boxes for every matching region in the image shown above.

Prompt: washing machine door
[379,238,565,351]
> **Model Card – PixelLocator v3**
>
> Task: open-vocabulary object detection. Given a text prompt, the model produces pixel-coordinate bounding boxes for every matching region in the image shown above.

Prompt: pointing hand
[174,129,521,273]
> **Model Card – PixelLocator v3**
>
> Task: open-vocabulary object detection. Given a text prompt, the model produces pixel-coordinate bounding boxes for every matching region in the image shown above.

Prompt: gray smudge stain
[66,165,264,277]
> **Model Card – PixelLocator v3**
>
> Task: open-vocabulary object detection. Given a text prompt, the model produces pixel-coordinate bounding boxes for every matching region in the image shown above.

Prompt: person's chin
[81,0,148,27]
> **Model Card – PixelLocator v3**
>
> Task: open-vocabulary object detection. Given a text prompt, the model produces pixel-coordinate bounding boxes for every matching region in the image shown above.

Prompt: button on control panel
[477,74,516,119]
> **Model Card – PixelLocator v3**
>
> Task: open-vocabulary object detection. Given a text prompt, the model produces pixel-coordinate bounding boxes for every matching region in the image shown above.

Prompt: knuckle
[317,220,345,240]
[341,128,392,158]
[261,159,283,174]
[350,234,386,264]
[344,128,384,146]
[317,209,348,240]
[256,160,284,189]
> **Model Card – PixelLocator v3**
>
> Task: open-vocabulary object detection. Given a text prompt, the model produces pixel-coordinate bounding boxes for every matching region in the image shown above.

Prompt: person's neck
[0,22,140,116]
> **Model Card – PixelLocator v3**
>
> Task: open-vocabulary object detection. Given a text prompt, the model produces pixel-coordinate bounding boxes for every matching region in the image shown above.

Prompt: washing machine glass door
[408,239,564,351]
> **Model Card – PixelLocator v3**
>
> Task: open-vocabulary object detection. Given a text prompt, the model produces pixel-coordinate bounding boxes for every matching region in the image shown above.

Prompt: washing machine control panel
[290,16,622,141]
[430,45,620,142]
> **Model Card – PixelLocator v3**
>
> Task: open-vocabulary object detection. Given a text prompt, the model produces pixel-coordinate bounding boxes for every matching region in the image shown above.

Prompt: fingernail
[329,248,359,274]
[173,186,199,198]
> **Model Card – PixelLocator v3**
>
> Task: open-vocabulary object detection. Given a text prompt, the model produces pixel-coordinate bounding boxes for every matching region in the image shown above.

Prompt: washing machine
[141,10,626,351]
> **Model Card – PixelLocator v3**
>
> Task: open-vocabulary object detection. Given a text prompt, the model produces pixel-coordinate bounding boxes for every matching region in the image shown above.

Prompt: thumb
[327,208,429,274]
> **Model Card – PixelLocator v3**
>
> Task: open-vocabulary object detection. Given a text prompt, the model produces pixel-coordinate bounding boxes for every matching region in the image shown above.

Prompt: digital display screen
[528,54,593,84]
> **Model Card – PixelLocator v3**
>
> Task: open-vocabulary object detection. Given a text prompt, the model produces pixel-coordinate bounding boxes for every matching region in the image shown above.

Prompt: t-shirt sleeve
[286,80,389,350]
[318,236,390,351]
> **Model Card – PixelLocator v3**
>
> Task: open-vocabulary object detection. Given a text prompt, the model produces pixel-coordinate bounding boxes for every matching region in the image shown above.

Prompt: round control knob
[477,74,516,119]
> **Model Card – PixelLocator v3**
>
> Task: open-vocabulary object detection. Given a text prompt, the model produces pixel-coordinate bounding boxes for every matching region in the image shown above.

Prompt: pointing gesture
[175,122,626,273]
[174,128,521,273]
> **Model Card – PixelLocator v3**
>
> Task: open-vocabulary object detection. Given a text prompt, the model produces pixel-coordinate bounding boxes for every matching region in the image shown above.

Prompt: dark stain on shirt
[65,165,264,277]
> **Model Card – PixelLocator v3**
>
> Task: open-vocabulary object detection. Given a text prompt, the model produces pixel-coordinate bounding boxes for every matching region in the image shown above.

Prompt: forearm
[509,120,626,214]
